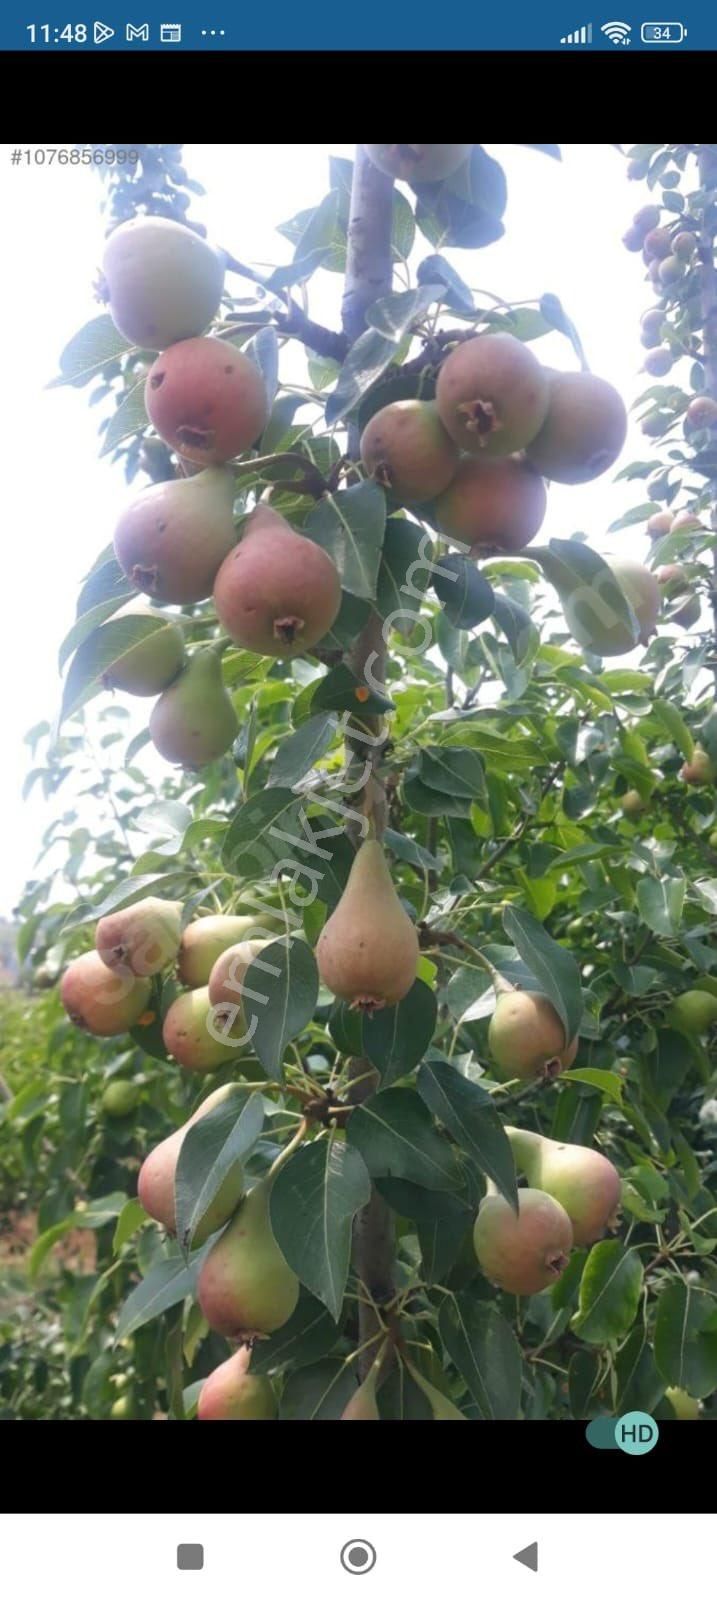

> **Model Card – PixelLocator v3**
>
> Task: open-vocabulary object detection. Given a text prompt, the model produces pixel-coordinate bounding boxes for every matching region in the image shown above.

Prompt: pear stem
[266,1117,309,1180]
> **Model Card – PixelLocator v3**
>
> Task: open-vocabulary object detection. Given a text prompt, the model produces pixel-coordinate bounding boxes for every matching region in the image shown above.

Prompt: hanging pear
[436,332,549,458]
[138,1082,246,1245]
[149,648,238,767]
[179,913,273,988]
[363,144,472,184]
[60,950,151,1037]
[525,371,627,484]
[113,467,237,604]
[96,896,183,978]
[101,215,225,350]
[316,839,419,1011]
[208,939,274,1009]
[197,1177,299,1340]
[162,986,246,1073]
[488,989,577,1082]
[473,1186,573,1295]
[213,505,342,657]
[197,1346,277,1421]
[341,1368,381,1420]
[100,606,185,696]
[404,1359,467,1421]
[145,336,268,465]
[506,1127,621,1246]
[603,554,660,645]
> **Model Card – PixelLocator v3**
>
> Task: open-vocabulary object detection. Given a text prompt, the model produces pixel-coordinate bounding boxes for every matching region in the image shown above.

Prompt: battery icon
[640,20,686,39]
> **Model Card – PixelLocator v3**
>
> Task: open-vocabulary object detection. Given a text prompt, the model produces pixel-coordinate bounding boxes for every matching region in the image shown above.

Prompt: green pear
[114,468,237,605]
[604,555,661,645]
[360,399,458,504]
[488,989,577,1083]
[149,649,238,767]
[102,215,225,350]
[197,1177,299,1340]
[100,607,185,696]
[213,506,342,657]
[96,896,183,977]
[197,1346,277,1420]
[316,839,418,1012]
[506,1127,621,1246]
[341,1354,382,1420]
[404,1359,467,1421]
[665,1386,701,1420]
[667,988,717,1035]
[101,1080,141,1118]
[162,986,247,1073]
[621,789,647,818]
[60,951,151,1037]
[179,914,274,988]
[207,939,274,1010]
[137,1082,245,1243]
[473,1187,573,1295]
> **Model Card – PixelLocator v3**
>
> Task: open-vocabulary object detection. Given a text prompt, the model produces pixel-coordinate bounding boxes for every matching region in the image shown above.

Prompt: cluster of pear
[359,331,628,554]
[99,215,343,768]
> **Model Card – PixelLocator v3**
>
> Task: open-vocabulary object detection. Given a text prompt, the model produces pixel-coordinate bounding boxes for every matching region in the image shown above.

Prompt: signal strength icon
[601,17,631,39]
[560,20,593,40]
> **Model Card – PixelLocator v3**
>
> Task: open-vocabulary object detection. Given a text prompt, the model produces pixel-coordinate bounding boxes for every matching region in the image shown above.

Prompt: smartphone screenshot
[0,123,715,1590]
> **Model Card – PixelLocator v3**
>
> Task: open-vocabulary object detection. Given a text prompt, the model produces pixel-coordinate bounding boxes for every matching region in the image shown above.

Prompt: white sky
[0,143,653,918]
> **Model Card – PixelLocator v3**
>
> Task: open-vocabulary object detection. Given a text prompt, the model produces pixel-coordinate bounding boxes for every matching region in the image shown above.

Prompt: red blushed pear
[162,986,248,1073]
[213,506,341,658]
[197,1177,299,1340]
[360,399,459,504]
[316,840,418,1012]
[60,951,151,1037]
[113,467,237,605]
[525,371,627,485]
[145,336,268,466]
[473,1186,573,1295]
[180,915,274,989]
[96,896,183,978]
[197,1346,277,1421]
[433,455,547,555]
[137,1083,245,1243]
[505,1127,621,1246]
[208,939,274,1009]
[679,745,717,786]
[488,989,577,1083]
[436,332,549,458]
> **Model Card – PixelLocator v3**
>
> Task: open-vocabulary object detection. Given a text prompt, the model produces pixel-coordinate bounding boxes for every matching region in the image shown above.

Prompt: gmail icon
[126,20,149,37]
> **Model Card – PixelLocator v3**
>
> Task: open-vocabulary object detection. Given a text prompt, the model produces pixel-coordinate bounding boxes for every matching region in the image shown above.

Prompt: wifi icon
[601,18,632,41]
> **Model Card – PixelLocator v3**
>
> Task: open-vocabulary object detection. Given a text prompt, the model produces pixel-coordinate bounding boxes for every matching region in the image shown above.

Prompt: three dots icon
[200,27,225,33]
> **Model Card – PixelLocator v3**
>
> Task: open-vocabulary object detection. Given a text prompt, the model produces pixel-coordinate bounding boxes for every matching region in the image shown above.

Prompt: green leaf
[270,1139,371,1320]
[59,595,136,672]
[572,1241,643,1345]
[60,614,175,725]
[636,875,685,937]
[432,555,494,629]
[115,1251,202,1339]
[416,254,474,314]
[251,1290,341,1373]
[113,1198,147,1253]
[418,745,487,805]
[502,905,583,1044]
[304,482,386,601]
[438,1295,522,1417]
[414,146,506,251]
[75,556,133,619]
[100,380,149,456]
[491,594,540,668]
[266,715,337,789]
[653,698,694,761]
[50,313,131,386]
[375,518,430,630]
[175,1091,264,1252]
[346,1087,457,1191]
[221,788,298,876]
[324,329,397,426]
[383,828,442,873]
[242,938,318,1081]
[247,325,279,407]
[366,284,439,340]
[392,189,416,260]
[567,1070,624,1105]
[363,980,437,1085]
[309,662,394,718]
[279,1357,357,1419]
[416,1057,518,1208]
[654,1279,717,1399]
[568,1349,602,1417]
[533,539,639,656]
[404,769,470,818]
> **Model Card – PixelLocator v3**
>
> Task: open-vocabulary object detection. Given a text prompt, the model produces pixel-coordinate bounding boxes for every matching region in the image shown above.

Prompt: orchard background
[1,142,716,1421]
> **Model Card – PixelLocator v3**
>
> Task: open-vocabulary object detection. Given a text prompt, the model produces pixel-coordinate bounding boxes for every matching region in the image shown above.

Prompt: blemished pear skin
[604,555,661,646]
[433,455,547,555]
[360,400,459,504]
[197,1177,299,1340]
[213,506,342,658]
[316,839,419,1012]
[473,1187,573,1295]
[96,896,184,978]
[137,1083,245,1243]
[145,337,268,466]
[505,1127,621,1247]
[679,746,717,786]
[525,371,627,484]
[667,988,717,1034]
[162,985,246,1073]
[435,333,549,459]
[100,609,185,695]
[179,915,273,989]
[101,216,225,350]
[208,939,274,1010]
[363,144,471,184]
[149,649,239,768]
[60,950,151,1037]
[488,990,578,1083]
[197,1347,277,1421]
[113,467,237,605]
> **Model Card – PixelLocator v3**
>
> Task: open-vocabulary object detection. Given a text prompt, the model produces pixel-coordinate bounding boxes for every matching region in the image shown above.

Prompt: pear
[197,1346,277,1420]
[665,1387,701,1420]
[213,506,342,657]
[179,915,273,988]
[506,1127,621,1246]
[341,1366,381,1420]
[149,649,238,767]
[145,336,268,465]
[162,986,246,1073]
[101,1080,140,1118]
[436,333,549,458]
[679,746,717,786]
[96,896,184,978]
[137,1082,245,1243]
[667,988,717,1035]
[525,371,627,484]
[60,951,151,1037]
[100,606,185,696]
[603,555,660,645]
[316,839,419,1012]
[433,455,547,554]
[363,144,472,184]
[488,990,578,1083]
[102,215,225,350]
[404,1359,467,1421]
[647,511,672,539]
[113,467,237,604]
[360,399,458,504]
[208,939,274,1009]
[197,1177,299,1340]
[474,1187,573,1295]
[621,789,647,818]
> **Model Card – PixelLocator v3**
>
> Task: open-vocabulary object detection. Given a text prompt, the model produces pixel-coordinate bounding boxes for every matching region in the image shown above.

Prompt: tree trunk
[342,145,396,1377]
